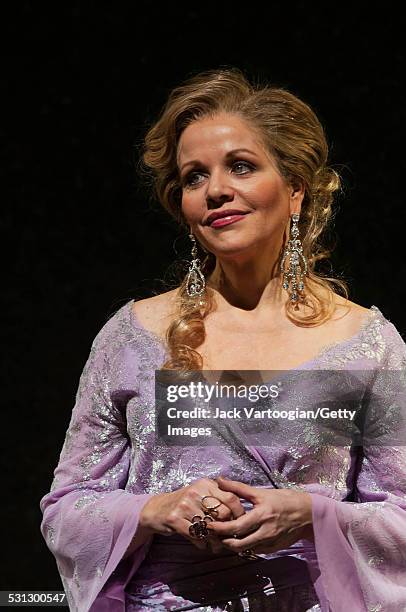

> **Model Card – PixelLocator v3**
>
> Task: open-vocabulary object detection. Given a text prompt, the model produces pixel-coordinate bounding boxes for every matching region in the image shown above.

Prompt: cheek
[181,193,204,223]
[181,194,196,218]
[243,177,287,209]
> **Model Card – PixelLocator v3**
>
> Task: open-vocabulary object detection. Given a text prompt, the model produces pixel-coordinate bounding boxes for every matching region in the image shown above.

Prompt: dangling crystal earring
[280,213,308,304]
[186,232,206,297]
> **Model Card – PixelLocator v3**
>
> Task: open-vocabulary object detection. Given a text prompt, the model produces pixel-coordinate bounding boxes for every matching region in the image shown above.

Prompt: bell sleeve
[310,321,406,612]
[39,320,154,612]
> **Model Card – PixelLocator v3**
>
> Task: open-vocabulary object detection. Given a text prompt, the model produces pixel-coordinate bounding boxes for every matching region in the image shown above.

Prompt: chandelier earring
[185,231,206,298]
[280,213,308,305]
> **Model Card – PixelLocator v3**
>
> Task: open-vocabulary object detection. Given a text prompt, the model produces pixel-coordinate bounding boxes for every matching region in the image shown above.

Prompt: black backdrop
[3,1,406,595]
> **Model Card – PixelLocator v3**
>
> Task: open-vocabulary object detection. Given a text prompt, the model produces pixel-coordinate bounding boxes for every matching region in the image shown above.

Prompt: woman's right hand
[139,477,246,552]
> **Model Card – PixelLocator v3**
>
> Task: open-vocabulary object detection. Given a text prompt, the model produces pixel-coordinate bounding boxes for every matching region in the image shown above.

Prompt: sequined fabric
[40,301,406,611]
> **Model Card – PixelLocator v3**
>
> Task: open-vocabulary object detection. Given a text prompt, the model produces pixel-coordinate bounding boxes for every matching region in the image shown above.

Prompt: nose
[206,169,234,207]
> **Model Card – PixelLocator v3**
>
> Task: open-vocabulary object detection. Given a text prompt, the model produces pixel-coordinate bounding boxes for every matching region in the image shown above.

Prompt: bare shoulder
[328,294,373,335]
[131,288,180,336]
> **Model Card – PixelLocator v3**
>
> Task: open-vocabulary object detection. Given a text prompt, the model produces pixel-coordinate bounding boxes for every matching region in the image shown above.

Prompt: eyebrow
[179,148,258,172]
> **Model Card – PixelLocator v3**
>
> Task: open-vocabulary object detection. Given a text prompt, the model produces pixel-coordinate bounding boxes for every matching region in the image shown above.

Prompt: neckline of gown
[128,299,384,374]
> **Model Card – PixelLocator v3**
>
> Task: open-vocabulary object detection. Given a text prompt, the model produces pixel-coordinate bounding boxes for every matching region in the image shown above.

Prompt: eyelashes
[182,161,255,188]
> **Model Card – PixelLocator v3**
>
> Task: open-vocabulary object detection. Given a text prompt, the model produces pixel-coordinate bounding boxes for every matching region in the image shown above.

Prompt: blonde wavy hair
[140,67,349,372]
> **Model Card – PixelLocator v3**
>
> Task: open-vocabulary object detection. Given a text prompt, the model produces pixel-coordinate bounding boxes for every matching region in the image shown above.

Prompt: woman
[40,68,406,611]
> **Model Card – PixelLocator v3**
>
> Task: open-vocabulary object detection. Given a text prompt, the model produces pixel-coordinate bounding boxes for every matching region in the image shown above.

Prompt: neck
[206,244,288,313]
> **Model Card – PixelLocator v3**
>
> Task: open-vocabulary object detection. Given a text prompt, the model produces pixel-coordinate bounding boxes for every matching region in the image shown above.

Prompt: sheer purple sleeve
[310,322,406,612]
[39,316,154,612]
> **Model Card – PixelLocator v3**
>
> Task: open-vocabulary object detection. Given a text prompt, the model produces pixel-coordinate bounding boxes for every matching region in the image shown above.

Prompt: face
[177,113,304,261]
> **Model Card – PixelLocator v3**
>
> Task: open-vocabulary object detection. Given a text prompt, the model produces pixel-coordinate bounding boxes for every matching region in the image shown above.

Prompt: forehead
[177,113,268,164]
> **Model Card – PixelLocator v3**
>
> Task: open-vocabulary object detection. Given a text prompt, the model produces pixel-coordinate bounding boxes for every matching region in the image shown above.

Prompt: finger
[221,528,268,552]
[203,501,234,522]
[215,476,258,503]
[160,526,177,536]
[207,484,246,519]
[206,511,262,538]
[224,528,302,555]
[181,517,213,550]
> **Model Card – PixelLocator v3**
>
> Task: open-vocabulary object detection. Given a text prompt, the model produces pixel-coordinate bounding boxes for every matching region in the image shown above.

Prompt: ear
[289,178,305,217]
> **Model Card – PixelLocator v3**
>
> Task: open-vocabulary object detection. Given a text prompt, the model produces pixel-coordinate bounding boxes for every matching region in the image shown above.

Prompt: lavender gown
[39,300,406,611]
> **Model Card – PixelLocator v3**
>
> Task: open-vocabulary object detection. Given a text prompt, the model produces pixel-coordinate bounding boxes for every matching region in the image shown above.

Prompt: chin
[208,242,258,259]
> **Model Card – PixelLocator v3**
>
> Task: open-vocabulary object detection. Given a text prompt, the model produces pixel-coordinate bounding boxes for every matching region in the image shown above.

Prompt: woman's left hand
[206,476,314,555]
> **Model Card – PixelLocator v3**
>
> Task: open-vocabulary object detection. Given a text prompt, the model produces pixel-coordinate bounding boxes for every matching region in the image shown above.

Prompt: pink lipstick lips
[210,214,248,228]
[205,208,251,227]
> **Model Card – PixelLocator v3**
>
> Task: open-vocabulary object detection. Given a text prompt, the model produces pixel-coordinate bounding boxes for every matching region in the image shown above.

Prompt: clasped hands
[206,475,314,555]
[140,474,314,556]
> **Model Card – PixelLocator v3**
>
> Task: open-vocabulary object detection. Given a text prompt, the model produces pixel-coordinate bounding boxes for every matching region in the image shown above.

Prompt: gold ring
[201,495,222,511]
[188,514,213,540]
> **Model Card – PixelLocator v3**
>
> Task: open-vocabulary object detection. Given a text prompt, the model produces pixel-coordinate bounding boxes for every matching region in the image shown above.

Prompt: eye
[182,161,254,188]
[233,161,253,174]
[183,170,205,187]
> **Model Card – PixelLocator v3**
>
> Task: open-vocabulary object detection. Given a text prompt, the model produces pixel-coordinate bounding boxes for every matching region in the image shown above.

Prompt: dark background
[3,1,405,594]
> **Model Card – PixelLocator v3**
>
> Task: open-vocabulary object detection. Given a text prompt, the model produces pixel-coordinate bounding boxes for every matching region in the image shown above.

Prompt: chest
[198,320,337,371]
